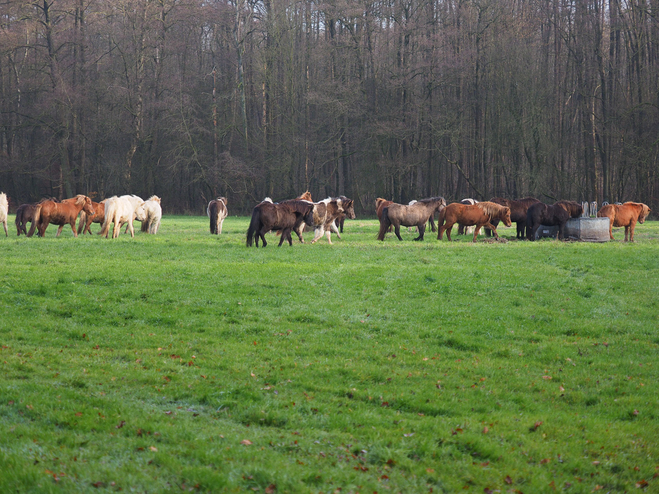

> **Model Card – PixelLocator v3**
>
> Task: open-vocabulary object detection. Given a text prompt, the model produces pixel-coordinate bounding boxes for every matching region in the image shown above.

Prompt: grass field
[1,216,658,493]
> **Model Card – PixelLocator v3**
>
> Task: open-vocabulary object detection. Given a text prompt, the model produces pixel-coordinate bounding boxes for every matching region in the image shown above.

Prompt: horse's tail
[377,207,391,241]
[437,206,447,228]
[209,205,217,234]
[15,209,23,235]
[27,204,42,237]
[246,206,261,247]
[99,199,115,237]
[77,211,87,235]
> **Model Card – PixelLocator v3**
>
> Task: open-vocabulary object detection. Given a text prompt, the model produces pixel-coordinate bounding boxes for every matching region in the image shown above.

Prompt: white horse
[136,195,162,234]
[99,195,143,238]
[0,193,8,236]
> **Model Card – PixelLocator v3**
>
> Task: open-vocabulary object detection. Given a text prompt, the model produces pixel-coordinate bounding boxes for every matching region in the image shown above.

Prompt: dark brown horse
[526,201,583,241]
[77,200,106,235]
[333,195,356,233]
[597,202,651,242]
[438,202,512,242]
[246,199,315,247]
[15,203,38,236]
[485,197,541,239]
[27,195,95,238]
[207,197,228,234]
[377,197,446,241]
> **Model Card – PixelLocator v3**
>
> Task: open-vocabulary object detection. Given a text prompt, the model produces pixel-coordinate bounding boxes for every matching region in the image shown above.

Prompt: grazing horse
[137,196,162,234]
[27,195,95,238]
[597,202,651,242]
[486,197,541,239]
[77,200,106,235]
[377,197,446,241]
[0,193,8,237]
[526,201,583,241]
[207,197,228,234]
[457,198,479,235]
[246,200,315,247]
[15,203,38,236]
[438,201,512,242]
[100,195,143,238]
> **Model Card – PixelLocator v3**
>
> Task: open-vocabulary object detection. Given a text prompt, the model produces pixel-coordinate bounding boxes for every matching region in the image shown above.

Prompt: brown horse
[277,192,314,242]
[15,203,38,236]
[334,195,356,233]
[486,197,541,239]
[526,201,583,241]
[77,200,106,235]
[207,197,228,234]
[27,195,95,238]
[597,202,651,241]
[438,202,511,241]
[246,199,315,247]
[377,197,446,241]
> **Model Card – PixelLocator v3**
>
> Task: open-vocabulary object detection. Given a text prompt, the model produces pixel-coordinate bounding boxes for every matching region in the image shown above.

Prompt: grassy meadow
[1,215,658,493]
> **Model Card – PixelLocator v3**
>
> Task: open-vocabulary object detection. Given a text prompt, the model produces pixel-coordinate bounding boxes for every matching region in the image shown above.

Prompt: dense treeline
[1,0,658,214]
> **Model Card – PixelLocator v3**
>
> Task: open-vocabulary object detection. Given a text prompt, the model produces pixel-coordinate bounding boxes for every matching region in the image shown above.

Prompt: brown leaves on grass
[529,421,543,432]
[636,479,649,488]
[240,439,252,446]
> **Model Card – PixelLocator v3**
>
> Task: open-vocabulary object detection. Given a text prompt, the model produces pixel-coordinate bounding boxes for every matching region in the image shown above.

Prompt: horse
[136,196,162,234]
[26,195,95,238]
[99,195,143,238]
[457,198,479,235]
[276,192,315,243]
[77,200,106,235]
[377,197,446,241]
[15,203,37,236]
[526,200,583,241]
[438,201,511,242]
[0,193,8,237]
[333,195,356,233]
[207,197,228,234]
[589,201,598,218]
[246,200,315,247]
[307,198,345,245]
[597,202,651,242]
[485,197,541,239]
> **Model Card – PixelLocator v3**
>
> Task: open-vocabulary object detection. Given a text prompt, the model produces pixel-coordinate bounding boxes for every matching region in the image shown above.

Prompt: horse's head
[435,197,447,212]
[80,196,95,217]
[502,207,512,227]
[640,204,651,223]
[134,202,147,221]
[343,199,356,219]
[303,206,315,226]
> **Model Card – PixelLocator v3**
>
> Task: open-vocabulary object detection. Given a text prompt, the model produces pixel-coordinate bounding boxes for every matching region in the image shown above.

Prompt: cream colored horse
[0,193,8,236]
[136,195,162,234]
[100,195,143,238]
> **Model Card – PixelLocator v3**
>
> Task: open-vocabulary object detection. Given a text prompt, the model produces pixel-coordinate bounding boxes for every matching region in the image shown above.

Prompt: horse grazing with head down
[377,197,446,241]
[27,195,95,238]
[207,197,228,234]
[597,202,651,242]
[246,199,315,247]
[526,200,583,241]
[438,201,511,242]
[485,197,541,239]
[136,195,162,234]
[0,193,8,237]
[77,200,106,235]
[99,195,143,238]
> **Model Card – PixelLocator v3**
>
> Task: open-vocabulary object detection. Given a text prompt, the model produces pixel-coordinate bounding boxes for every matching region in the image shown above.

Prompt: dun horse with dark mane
[526,201,583,241]
[438,201,511,242]
[597,202,651,242]
[27,195,95,238]
[246,199,315,247]
[377,197,446,241]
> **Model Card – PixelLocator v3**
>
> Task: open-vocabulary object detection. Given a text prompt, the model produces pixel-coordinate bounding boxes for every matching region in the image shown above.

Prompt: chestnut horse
[246,199,315,247]
[77,200,106,235]
[485,197,541,239]
[438,201,512,242]
[526,200,583,241]
[0,193,7,237]
[377,197,446,241]
[27,195,95,237]
[597,202,651,241]
[457,198,479,235]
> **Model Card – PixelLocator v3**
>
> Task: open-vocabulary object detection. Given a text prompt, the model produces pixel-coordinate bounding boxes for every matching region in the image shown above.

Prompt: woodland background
[1,0,658,214]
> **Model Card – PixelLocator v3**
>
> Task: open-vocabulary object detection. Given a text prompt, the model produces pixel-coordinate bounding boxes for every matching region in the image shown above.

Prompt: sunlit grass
[0,216,658,492]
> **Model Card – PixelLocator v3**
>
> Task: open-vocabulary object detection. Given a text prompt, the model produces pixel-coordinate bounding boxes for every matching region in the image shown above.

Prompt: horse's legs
[394,224,403,241]
[278,229,289,246]
[516,221,525,239]
[609,221,614,240]
[294,224,305,243]
[557,223,565,240]
[69,221,78,238]
[325,228,333,245]
[414,224,425,241]
[330,220,341,240]
[311,226,324,244]
[429,215,436,233]
[444,222,454,241]
[529,223,540,241]
[56,225,64,237]
[127,220,135,238]
[217,218,223,235]
[2,221,7,237]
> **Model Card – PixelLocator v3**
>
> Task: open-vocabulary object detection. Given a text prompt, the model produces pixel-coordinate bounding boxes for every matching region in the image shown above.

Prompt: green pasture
[1,216,658,493]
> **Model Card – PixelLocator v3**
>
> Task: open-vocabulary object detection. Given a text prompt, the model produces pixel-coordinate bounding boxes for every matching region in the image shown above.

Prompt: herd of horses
[11,194,162,239]
[0,190,651,244]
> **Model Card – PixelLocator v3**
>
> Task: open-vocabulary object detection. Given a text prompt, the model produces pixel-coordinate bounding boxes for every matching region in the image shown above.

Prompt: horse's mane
[283,200,314,214]
[146,195,161,203]
[477,201,508,217]
[375,198,390,208]
[417,196,445,204]
[515,197,539,205]
[297,191,312,202]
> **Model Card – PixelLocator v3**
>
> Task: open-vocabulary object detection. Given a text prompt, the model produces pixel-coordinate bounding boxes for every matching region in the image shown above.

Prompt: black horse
[486,197,541,239]
[246,199,315,247]
[526,201,583,241]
